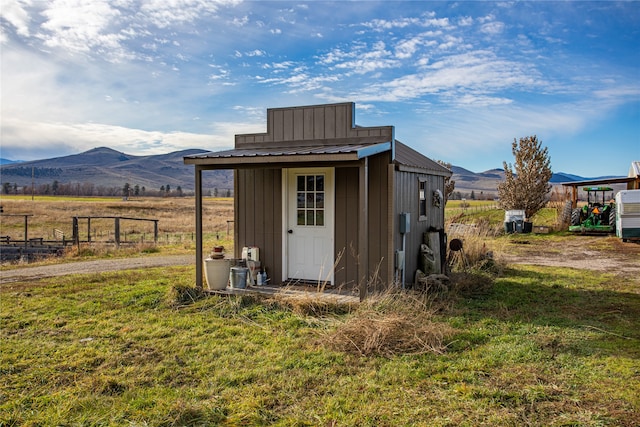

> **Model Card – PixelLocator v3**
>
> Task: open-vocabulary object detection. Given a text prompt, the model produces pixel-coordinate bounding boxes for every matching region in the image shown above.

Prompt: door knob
[288,229,293,234]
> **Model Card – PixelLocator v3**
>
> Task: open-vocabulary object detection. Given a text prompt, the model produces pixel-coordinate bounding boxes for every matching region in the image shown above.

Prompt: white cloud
[458,16,473,27]
[0,117,225,159]
[424,17,450,28]
[37,0,131,61]
[394,37,422,59]
[245,49,265,57]
[138,0,235,28]
[232,15,248,26]
[0,0,31,37]
[351,50,541,103]
[481,21,505,35]
[361,17,421,31]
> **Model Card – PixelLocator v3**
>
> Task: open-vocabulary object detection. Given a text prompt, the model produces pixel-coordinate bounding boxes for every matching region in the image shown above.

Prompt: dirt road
[498,235,640,279]
[1,236,638,285]
[0,255,194,284]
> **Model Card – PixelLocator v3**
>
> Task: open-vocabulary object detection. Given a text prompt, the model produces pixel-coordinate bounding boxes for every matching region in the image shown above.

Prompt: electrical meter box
[399,212,410,234]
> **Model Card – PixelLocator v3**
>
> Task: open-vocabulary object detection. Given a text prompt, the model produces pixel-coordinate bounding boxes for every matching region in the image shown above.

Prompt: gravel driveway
[0,255,194,284]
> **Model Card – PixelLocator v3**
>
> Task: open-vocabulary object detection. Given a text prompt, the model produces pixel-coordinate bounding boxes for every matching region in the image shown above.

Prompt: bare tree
[436,160,455,203]
[497,135,552,219]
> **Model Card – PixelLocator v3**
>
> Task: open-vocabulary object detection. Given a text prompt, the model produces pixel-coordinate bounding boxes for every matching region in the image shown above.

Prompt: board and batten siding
[235,103,393,148]
[393,170,446,280]
[334,152,393,289]
[235,169,283,282]
[366,153,392,290]
[334,167,359,287]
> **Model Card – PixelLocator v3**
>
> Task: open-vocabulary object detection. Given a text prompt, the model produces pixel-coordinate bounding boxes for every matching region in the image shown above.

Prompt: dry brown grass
[322,291,456,357]
[270,293,357,317]
[0,196,233,260]
[0,196,233,239]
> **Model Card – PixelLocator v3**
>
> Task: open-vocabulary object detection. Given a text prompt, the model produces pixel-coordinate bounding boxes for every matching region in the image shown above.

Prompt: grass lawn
[1,261,638,426]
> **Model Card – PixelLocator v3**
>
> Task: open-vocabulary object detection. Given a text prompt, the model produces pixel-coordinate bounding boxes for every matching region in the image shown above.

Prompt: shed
[184,102,451,299]
[561,161,640,208]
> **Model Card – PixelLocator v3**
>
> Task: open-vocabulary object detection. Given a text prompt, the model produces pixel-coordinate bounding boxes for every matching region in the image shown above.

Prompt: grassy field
[1,196,638,426]
[0,195,234,257]
[1,262,639,426]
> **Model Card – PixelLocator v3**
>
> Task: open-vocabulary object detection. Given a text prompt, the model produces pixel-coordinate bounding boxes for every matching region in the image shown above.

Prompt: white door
[285,168,334,284]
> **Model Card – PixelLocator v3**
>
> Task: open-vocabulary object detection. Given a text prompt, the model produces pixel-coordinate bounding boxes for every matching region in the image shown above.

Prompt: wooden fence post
[115,217,120,247]
[73,217,79,246]
[154,220,158,243]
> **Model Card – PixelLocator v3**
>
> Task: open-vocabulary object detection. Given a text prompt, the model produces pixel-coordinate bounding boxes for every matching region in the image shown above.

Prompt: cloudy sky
[1,0,638,176]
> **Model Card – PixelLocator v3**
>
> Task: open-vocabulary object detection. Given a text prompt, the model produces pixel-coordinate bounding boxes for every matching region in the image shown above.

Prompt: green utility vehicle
[569,186,616,233]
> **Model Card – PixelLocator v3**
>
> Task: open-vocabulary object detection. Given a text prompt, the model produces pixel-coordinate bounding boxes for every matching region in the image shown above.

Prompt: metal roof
[184,142,391,167]
[394,141,452,176]
[560,176,636,187]
[184,139,451,177]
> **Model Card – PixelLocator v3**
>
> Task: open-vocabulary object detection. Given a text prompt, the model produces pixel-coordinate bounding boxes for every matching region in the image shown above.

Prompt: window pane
[315,193,324,208]
[316,175,324,191]
[306,175,315,191]
[297,210,305,225]
[419,180,427,217]
[297,176,305,192]
[297,192,305,208]
[306,193,315,208]
[306,210,315,225]
[316,210,324,226]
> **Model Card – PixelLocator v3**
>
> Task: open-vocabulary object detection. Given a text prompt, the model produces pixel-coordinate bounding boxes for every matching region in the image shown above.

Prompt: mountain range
[0,147,624,195]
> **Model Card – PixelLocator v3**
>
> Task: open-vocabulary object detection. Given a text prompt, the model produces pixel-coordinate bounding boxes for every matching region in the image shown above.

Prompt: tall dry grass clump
[446,223,503,274]
[322,290,455,357]
[548,186,573,230]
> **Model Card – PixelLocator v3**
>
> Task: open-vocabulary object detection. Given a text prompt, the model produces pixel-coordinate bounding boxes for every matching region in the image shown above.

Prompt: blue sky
[1,0,638,176]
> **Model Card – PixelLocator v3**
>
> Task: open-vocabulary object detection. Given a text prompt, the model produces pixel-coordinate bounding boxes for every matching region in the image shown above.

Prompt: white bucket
[204,258,231,290]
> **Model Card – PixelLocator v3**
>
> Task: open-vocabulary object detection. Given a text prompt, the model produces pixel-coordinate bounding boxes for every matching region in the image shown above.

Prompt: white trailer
[615,190,640,241]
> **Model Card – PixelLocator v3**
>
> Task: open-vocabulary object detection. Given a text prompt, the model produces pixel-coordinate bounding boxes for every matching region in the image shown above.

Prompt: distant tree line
[1,180,233,198]
[1,167,63,178]
[449,190,497,201]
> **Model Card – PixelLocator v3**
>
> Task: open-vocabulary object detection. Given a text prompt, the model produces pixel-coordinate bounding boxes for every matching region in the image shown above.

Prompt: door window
[296,174,325,226]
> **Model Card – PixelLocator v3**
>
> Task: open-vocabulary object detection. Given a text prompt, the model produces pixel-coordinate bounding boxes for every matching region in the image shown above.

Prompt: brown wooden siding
[334,167,359,288]
[235,169,282,282]
[367,153,391,289]
[236,103,393,148]
[393,170,445,280]
[334,152,392,290]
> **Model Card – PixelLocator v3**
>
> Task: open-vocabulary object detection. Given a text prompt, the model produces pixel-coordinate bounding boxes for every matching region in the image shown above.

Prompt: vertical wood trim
[283,109,294,141]
[293,109,304,140]
[195,166,203,289]
[325,105,336,139]
[281,169,288,282]
[314,108,325,139]
[234,170,240,259]
[359,158,369,301]
[273,110,284,141]
[387,163,395,286]
[303,109,314,139]
[336,104,347,138]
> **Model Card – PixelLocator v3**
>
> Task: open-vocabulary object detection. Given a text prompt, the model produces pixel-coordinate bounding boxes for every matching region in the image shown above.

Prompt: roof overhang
[560,176,636,187]
[184,142,391,168]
